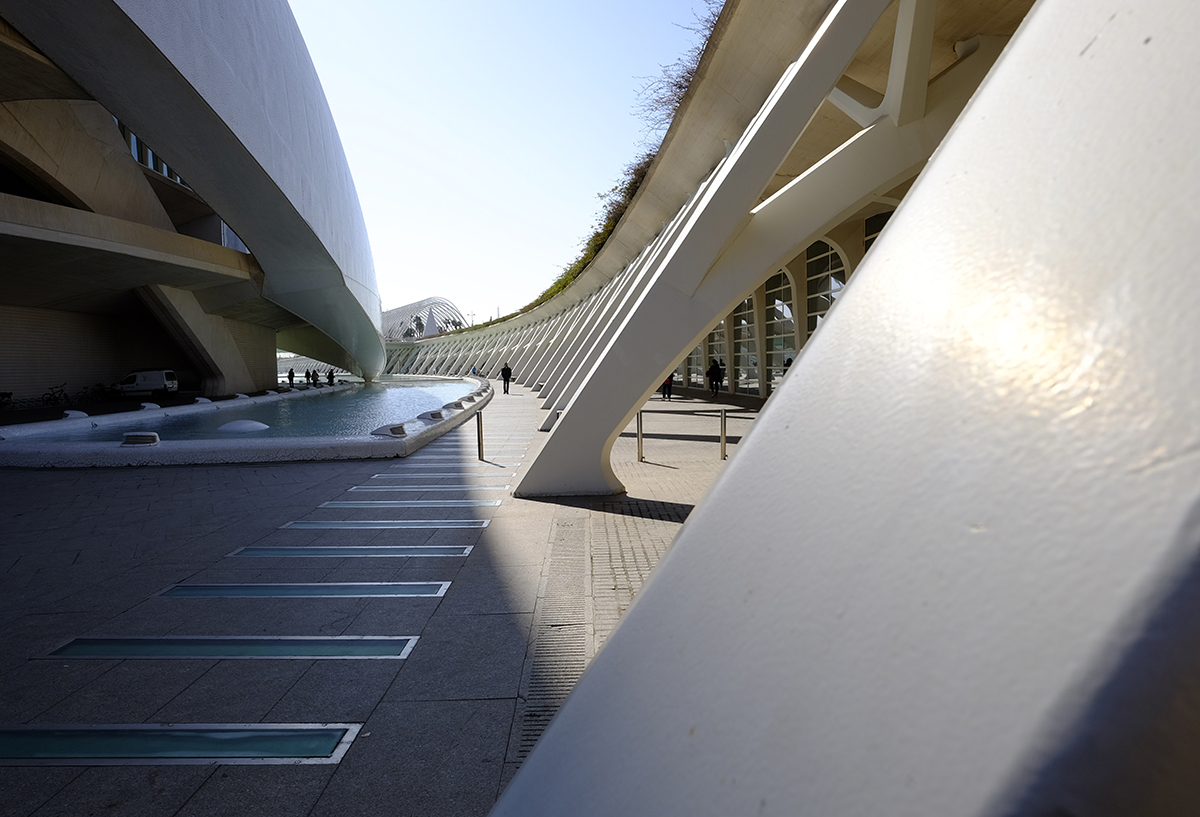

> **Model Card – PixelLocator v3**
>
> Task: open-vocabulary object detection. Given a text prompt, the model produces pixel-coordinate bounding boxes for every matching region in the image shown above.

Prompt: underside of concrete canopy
[0,0,383,398]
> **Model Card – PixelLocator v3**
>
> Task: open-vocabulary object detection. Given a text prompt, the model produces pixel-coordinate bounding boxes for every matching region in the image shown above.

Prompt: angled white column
[534,180,723,431]
[493,1,1200,813]
[522,311,571,386]
[506,322,542,376]
[530,307,583,391]
[536,291,608,398]
[538,264,636,411]
[516,0,916,495]
[537,231,679,415]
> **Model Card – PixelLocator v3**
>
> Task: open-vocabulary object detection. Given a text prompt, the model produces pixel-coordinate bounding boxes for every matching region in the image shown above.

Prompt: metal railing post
[476,411,484,461]
[720,409,727,460]
[637,410,644,463]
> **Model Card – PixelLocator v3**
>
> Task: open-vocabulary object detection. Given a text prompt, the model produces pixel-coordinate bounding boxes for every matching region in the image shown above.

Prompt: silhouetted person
[706,359,721,398]
[327,369,334,386]
[287,367,294,386]
[501,363,512,394]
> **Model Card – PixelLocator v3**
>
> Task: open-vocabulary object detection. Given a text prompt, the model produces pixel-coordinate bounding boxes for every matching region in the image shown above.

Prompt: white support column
[536,170,728,430]
[539,261,639,411]
[530,308,580,390]
[828,0,937,127]
[535,294,598,397]
[753,281,768,397]
[523,311,572,386]
[508,322,543,375]
[493,2,1200,813]
[483,328,514,371]
[515,25,1002,495]
[538,229,676,413]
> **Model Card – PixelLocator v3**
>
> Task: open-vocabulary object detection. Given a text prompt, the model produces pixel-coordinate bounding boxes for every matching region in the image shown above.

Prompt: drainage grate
[508,521,590,765]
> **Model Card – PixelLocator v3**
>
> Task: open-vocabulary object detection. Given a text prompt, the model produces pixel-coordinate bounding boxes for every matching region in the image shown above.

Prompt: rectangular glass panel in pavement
[0,724,359,765]
[348,486,509,492]
[160,582,449,598]
[280,520,488,529]
[370,474,514,479]
[48,636,418,659]
[231,546,472,557]
[319,499,500,507]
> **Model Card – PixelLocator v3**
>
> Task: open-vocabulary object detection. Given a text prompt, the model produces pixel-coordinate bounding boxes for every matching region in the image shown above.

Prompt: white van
[116,369,179,397]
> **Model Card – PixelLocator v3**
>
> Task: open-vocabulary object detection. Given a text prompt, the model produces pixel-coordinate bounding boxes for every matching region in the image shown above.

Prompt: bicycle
[73,382,118,404]
[41,383,68,406]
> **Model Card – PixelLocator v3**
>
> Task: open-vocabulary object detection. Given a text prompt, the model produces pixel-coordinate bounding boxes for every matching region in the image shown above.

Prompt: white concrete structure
[481,0,1200,813]
[0,0,382,398]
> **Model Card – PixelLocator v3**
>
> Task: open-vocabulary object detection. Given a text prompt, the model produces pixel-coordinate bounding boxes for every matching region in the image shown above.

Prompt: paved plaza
[0,386,757,816]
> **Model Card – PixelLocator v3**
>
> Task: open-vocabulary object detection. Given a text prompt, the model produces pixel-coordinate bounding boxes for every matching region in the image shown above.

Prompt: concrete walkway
[0,385,757,816]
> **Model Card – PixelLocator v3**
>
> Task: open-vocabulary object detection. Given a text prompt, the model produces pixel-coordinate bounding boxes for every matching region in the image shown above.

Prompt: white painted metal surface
[491,0,1200,813]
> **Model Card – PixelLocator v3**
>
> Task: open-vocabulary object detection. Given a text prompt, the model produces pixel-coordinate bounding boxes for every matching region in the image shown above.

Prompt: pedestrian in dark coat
[706,359,722,398]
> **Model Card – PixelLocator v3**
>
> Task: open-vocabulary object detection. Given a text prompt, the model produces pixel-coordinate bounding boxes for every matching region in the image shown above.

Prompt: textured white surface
[492,0,1200,814]
[0,0,385,376]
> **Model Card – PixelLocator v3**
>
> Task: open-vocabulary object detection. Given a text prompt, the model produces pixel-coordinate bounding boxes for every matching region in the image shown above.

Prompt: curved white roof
[382,297,467,341]
[0,0,386,376]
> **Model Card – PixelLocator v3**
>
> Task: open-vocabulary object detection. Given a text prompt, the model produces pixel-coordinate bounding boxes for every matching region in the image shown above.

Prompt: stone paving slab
[0,384,755,815]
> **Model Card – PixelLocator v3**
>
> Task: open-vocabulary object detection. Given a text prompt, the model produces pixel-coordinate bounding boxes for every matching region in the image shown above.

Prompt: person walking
[706,359,722,398]
[662,372,673,401]
[287,367,295,386]
[501,363,512,394]
[326,369,334,386]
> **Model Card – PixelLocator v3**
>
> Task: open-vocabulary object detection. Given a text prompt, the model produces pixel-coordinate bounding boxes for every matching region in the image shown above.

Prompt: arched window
[706,320,727,388]
[730,297,757,395]
[764,271,795,391]
[805,240,846,338]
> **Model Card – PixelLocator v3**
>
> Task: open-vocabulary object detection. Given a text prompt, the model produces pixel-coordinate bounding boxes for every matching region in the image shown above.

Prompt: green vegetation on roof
[447,1,723,335]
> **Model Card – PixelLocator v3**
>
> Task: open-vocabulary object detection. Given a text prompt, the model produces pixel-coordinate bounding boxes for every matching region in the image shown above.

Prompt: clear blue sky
[286,0,708,326]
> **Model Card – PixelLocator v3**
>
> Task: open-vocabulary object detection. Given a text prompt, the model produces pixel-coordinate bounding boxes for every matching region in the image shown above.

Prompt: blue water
[41,378,475,442]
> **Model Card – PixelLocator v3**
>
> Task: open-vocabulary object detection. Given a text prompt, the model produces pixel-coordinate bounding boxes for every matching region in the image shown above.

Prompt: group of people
[286,367,334,387]
[662,357,792,400]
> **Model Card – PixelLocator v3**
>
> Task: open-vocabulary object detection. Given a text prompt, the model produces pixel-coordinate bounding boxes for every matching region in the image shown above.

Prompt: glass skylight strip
[280,520,488,529]
[229,546,473,558]
[348,485,509,492]
[370,474,514,479]
[159,582,450,598]
[0,723,361,765]
[47,636,418,659]
[319,499,501,507]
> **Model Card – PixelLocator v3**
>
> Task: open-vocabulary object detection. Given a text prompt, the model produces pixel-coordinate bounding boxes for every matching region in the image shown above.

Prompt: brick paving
[0,384,757,816]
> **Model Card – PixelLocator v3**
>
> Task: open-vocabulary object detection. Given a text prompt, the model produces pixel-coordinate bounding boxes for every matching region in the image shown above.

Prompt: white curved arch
[0,0,386,377]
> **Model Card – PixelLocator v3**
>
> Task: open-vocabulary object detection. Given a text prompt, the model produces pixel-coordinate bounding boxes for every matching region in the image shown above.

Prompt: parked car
[115,369,178,397]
